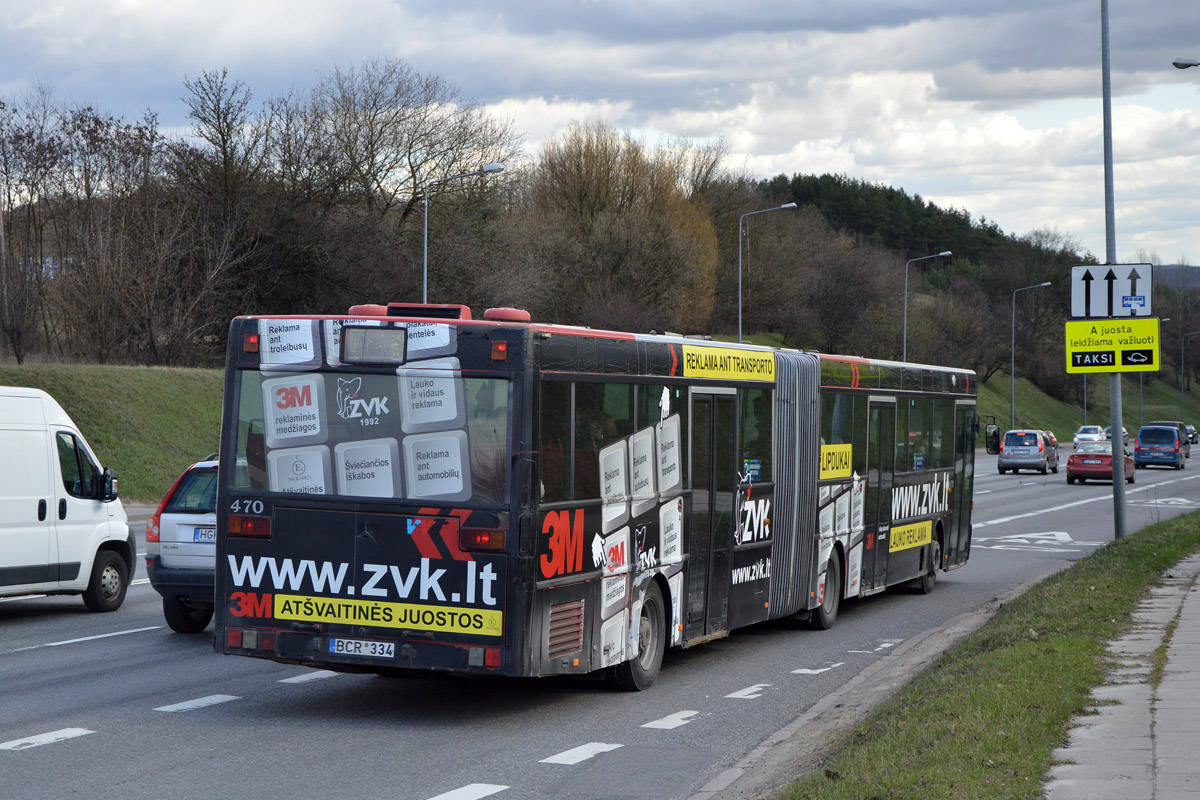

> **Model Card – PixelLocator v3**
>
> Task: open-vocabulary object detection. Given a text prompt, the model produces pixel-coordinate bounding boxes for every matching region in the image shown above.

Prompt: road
[3,449,1200,800]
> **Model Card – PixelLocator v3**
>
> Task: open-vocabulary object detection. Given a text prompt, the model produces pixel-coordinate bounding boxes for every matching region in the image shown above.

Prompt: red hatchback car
[1066,441,1134,484]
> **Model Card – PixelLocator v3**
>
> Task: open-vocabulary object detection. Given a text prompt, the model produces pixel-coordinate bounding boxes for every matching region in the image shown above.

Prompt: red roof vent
[346,304,389,316]
[483,307,531,322]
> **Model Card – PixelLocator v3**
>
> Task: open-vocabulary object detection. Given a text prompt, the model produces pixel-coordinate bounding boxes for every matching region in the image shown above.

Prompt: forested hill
[763,172,1047,265]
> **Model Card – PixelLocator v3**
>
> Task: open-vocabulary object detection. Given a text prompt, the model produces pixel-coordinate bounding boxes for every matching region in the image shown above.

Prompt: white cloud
[2,0,1200,260]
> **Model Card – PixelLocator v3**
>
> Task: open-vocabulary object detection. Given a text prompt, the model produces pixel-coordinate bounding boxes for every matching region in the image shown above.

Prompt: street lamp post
[423,162,504,303]
[1011,282,1051,430]
[1142,317,1170,427]
[738,202,797,342]
[1181,331,1200,420]
[902,250,952,361]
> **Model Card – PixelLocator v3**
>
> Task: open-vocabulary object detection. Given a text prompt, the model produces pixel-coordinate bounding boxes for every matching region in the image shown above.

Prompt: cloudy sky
[4,0,1200,262]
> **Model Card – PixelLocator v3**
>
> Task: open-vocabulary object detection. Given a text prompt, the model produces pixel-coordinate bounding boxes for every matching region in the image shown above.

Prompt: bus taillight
[461,528,506,551]
[228,514,271,538]
[243,332,259,353]
[491,340,508,361]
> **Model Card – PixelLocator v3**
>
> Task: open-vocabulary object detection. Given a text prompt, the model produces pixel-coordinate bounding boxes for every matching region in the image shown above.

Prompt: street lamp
[738,202,797,342]
[1011,282,1051,429]
[902,250,952,361]
[1181,331,1200,420]
[1142,318,1169,427]
[423,162,504,303]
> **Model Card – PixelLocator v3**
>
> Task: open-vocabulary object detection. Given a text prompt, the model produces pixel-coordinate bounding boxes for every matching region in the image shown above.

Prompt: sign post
[1069,257,1154,542]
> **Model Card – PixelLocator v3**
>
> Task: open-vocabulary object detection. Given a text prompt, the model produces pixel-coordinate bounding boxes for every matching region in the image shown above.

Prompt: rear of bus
[213,307,530,676]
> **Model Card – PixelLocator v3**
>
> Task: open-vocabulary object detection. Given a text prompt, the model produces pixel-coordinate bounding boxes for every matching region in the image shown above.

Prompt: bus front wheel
[808,550,842,630]
[608,581,665,691]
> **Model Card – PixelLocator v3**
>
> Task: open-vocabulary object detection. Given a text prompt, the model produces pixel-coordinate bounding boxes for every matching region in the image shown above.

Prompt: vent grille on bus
[547,599,585,659]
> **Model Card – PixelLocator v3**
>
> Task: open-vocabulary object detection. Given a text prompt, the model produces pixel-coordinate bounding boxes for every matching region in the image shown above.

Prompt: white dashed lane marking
[725,684,770,699]
[791,662,843,674]
[154,694,240,712]
[278,669,340,684]
[540,742,623,764]
[0,728,93,750]
[426,784,509,800]
[641,710,698,729]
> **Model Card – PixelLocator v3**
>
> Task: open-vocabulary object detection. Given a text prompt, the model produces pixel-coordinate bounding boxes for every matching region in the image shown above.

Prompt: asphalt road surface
[4,448,1199,800]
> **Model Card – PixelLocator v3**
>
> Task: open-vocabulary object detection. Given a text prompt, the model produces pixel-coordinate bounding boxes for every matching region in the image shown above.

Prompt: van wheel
[608,582,665,691]
[163,596,214,633]
[82,551,128,612]
[809,550,842,630]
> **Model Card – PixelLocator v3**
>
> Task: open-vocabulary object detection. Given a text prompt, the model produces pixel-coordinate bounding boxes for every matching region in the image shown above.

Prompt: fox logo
[336,377,362,419]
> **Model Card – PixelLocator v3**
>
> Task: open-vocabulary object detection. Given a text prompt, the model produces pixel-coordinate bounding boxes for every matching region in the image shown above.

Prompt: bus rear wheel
[808,550,842,630]
[608,581,665,691]
[915,540,940,595]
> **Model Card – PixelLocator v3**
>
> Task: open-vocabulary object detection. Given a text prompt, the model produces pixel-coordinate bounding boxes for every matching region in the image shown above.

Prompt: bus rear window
[231,369,509,504]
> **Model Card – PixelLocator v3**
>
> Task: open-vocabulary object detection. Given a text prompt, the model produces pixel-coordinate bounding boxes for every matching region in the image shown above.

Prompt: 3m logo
[540,509,585,579]
[229,591,273,618]
[275,384,313,409]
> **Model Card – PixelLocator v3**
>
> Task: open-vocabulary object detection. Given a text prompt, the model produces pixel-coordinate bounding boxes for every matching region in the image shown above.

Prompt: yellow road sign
[1064,317,1160,374]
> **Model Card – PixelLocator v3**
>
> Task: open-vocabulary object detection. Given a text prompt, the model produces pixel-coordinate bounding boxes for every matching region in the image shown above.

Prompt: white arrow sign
[1071,264,1152,318]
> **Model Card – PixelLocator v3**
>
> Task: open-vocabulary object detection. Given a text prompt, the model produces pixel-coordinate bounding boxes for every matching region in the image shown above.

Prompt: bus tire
[82,550,128,613]
[163,596,214,633]
[608,581,665,691]
[916,540,940,595]
[808,550,842,630]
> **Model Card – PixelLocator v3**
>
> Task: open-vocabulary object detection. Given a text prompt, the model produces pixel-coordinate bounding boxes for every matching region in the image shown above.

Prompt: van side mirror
[100,467,119,502]
[985,424,1001,455]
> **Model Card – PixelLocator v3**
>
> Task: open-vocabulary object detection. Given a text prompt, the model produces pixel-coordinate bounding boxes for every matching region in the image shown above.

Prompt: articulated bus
[213,302,977,690]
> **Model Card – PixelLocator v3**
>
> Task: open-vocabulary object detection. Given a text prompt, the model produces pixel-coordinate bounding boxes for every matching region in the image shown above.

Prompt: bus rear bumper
[218,626,510,675]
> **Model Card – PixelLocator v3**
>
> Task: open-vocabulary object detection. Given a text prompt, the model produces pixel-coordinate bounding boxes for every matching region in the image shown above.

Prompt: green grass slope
[0,365,223,504]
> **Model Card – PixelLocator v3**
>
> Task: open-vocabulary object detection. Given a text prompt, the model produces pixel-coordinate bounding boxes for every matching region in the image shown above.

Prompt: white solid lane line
[154,695,240,712]
[9,626,162,653]
[641,710,699,729]
[426,784,509,800]
[539,742,623,765]
[0,728,93,751]
[725,684,770,699]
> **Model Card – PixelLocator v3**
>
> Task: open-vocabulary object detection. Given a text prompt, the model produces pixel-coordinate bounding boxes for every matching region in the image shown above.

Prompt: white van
[0,387,134,611]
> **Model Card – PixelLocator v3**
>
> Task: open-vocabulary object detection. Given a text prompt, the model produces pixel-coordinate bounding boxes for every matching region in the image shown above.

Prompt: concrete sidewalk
[1044,553,1200,799]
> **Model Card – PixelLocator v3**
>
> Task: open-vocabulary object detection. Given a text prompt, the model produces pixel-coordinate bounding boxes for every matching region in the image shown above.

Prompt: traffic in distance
[992,420,1200,484]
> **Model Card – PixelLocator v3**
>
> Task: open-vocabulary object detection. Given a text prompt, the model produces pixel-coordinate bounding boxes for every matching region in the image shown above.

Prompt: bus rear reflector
[485,647,501,668]
[228,514,271,538]
[227,628,243,648]
[461,528,505,551]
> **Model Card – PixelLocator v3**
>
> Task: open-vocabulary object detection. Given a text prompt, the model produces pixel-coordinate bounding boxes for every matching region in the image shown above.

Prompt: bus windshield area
[230,368,510,505]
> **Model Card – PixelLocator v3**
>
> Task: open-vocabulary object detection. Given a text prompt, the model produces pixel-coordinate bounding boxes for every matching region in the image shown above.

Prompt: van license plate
[193,527,216,542]
[329,638,395,659]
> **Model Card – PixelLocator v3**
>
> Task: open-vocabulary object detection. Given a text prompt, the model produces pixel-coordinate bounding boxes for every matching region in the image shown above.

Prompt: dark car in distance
[1146,421,1191,459]
[1134,426,1185,470]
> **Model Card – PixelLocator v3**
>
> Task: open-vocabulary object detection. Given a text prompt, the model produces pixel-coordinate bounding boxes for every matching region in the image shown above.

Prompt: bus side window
[739,388,773,482]
[540,382,571,502]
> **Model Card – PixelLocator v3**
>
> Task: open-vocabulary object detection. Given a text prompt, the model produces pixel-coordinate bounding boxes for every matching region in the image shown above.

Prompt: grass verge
[0,364,223,504]
[777,512,1200,800]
